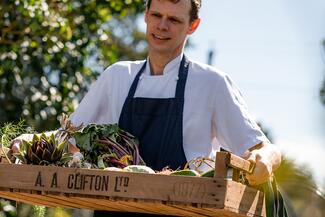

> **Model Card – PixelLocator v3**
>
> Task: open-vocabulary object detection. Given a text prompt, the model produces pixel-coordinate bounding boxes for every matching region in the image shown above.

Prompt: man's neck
[148,52,181,75]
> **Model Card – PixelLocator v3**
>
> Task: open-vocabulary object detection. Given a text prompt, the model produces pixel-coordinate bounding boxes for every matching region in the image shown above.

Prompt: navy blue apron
[94,56,189,217]
[118,55,189,171]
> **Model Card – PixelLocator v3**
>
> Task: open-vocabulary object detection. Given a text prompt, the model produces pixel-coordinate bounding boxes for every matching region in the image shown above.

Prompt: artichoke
[16,133,70,166]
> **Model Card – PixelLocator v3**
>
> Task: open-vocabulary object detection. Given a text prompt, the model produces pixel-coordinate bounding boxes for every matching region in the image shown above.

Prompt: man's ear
[187,18,201,35]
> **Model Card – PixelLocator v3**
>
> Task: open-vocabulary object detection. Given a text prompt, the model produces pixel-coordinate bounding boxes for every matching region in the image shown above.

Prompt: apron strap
[175,55,190,99]
[127,61,147,98]
[126,55,190,99]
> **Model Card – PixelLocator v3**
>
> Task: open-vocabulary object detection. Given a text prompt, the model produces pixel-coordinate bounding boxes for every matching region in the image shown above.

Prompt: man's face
[145,0,199,58]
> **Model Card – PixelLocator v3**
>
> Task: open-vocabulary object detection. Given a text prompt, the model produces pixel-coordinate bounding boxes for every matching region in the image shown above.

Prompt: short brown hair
[146,0,201,23]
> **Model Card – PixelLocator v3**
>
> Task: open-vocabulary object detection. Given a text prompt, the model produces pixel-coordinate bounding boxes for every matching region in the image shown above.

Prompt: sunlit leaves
[0,0,147,130]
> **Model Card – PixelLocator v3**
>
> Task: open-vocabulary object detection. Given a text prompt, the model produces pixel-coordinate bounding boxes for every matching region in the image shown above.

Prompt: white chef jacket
[71,53,268,162]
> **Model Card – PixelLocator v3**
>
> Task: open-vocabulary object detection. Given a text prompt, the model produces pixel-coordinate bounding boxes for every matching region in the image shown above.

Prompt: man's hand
[242,142,281,186]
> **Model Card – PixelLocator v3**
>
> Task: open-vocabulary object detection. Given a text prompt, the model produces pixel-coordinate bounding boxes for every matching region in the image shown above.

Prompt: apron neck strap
[127,55,190,99]
[127,61,147,98]
[175,55,189,99]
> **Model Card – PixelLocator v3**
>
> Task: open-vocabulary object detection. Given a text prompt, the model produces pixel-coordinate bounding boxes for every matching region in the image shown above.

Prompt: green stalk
[0,135,11,164]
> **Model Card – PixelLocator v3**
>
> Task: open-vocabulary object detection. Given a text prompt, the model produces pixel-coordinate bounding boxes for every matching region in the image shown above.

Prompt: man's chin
[149,46,172,54]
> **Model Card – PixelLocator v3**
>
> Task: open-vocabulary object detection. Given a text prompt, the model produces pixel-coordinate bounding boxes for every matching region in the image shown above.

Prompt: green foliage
[0,119,35,148]
[274,158,316,193]
[74,123,144,168]
[0,1,147,215]
[0,199,16,217]
[31,205,45,217]
[274,157,324,217]
[16,205,73,217]
[0,0,147,131]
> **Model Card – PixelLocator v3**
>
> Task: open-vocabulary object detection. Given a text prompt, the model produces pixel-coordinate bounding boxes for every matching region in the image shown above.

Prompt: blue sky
[185,0,325,186]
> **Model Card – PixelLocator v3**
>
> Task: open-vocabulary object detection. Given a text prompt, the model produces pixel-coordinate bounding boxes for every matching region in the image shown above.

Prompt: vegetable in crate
[16,133,71,166]
[15,114,81,166]
[73,124,145,169]
[170,169,200,176]
[123,165,155,174]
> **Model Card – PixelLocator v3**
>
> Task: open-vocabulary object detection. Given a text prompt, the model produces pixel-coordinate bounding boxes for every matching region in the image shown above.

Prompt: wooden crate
[0,152,265,217]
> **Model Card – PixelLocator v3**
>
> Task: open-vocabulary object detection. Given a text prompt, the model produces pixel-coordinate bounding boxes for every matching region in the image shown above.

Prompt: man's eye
[151,13,161,18]
[170,18,180,23]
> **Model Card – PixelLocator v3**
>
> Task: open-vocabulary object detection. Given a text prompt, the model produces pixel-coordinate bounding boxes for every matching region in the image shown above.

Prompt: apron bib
[118,55,190,171]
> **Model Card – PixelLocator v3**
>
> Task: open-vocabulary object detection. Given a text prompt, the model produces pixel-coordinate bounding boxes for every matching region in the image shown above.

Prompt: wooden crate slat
[225,181,265,217]
[117,200,180,216]
[228,153,254,173]
[118,200,201,217]
[0,164,265,217]
[70,196,143,213]
[202,207,248,217]
[162,204,204,217]
[0,164,219,204]
[45,194,107,210]
[20,192,83,209]
[116,199,172,215]
[172,205,222,217]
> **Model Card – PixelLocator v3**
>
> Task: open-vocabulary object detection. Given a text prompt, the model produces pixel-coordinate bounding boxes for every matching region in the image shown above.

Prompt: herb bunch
[0,120,35,163]
[0,119,35,148]
[74,124,145,169]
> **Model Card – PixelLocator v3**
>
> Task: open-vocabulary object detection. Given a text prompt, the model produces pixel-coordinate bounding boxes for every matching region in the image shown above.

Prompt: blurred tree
[0,0,147,131]
[274,157,325,217]
[258,122,324,217]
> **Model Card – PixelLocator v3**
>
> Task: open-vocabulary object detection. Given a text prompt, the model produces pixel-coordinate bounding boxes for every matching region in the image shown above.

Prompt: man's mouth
[152,34,170,40]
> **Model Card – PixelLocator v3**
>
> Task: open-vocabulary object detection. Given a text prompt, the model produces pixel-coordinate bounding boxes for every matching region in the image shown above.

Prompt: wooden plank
[232,169,240,182]
[224,181,265,217]
[68,196,150,213]
[45,194,107,210]
[118,200,201,217]
[202,207,248,217]
[116,199,173,215]
[214,152,229,178]
[215,152,253,175]
[67,196,125,212]
[228,153,254,174]
[170,204,216,216]
[0,164,219,205]
[0,164,265,217]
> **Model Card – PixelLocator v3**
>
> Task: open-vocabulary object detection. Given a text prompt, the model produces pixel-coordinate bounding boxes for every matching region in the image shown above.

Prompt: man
[70,0,281,186]
[13,0,281,215]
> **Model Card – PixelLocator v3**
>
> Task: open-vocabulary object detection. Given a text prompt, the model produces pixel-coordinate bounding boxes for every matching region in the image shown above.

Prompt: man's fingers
[245,174,257,186]
[245,152,257,165]
[245,160,271,186]
[69,143,80,154]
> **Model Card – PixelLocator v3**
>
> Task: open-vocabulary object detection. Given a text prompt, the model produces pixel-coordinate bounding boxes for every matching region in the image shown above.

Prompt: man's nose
[157,18,169,31]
